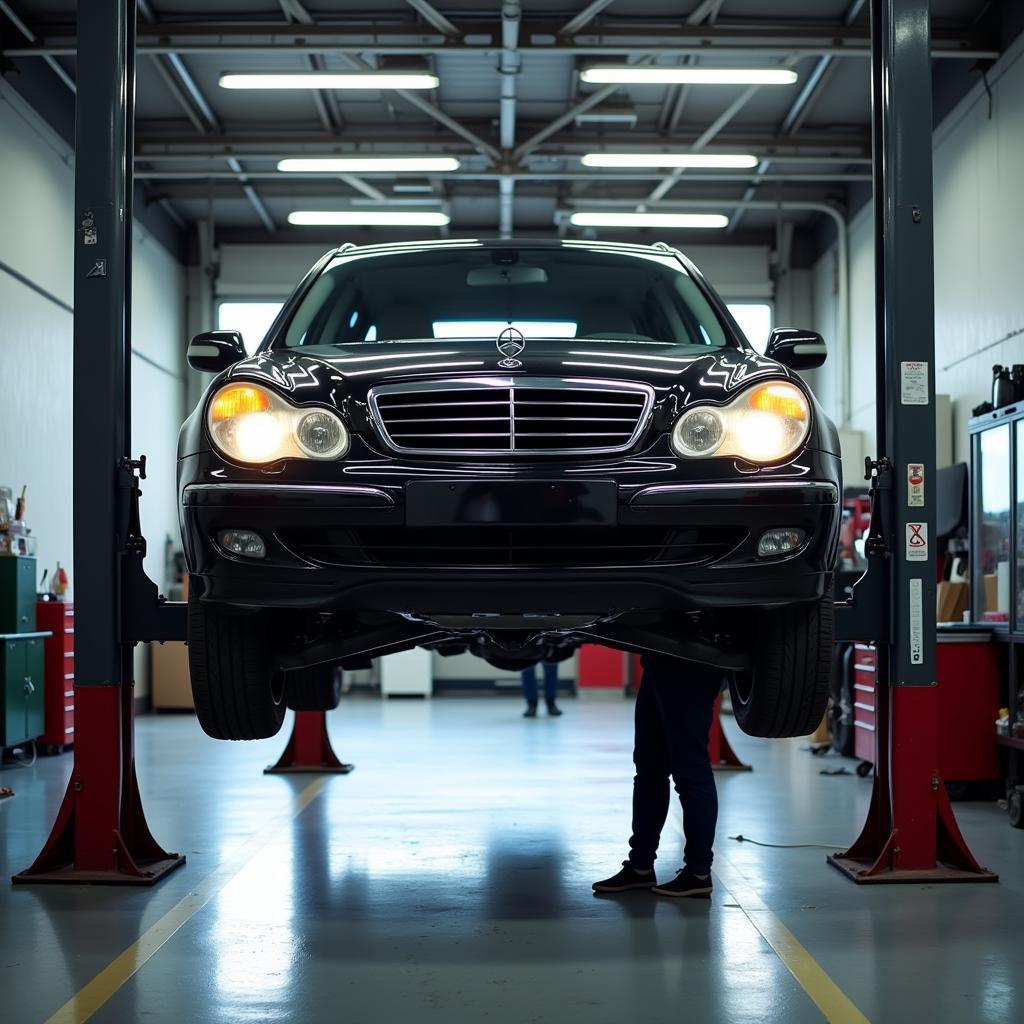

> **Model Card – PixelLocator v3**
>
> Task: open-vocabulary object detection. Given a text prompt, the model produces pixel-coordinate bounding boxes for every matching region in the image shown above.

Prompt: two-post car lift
[11,0,996,886]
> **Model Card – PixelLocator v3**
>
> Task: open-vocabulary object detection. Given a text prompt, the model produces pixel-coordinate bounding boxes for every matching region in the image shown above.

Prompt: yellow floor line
[713,853,871,1024]
[45,777,328,1024]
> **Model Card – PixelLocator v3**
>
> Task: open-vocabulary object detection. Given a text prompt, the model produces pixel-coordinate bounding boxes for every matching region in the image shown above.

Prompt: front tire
[187,591,286,740]
[285,664,342,711]
[728,577,834,738]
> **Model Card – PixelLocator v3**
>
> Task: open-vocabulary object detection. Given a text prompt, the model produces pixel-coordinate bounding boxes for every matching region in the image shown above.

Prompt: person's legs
[626,665,672,871]
[542,661,560,712]
[521,667,538,716]
[648,659,722,877]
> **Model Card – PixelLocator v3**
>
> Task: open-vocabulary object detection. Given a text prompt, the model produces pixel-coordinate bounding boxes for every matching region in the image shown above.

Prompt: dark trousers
[521,661,559,704]
[628,656,723,876]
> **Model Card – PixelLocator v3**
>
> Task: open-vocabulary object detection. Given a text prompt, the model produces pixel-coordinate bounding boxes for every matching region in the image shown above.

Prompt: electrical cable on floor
[12,740,37,767]
[728,834,846,850]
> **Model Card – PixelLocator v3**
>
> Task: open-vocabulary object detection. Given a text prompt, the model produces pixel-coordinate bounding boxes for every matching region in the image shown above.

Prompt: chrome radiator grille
[369,378,652,456]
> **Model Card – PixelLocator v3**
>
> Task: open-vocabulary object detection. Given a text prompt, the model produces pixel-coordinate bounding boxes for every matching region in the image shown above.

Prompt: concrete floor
[1,692,1021,1024]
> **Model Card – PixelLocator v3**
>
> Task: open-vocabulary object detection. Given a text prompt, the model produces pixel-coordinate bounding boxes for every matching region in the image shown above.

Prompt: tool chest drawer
[853,644,877,762]
[37,602,74,750]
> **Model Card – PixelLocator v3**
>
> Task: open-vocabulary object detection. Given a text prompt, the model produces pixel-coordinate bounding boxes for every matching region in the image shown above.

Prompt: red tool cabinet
[36,601,74,751]
[853,631,1000,781]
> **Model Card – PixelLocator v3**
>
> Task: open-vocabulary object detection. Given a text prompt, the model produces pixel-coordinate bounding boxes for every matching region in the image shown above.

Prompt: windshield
[277,243,735,349]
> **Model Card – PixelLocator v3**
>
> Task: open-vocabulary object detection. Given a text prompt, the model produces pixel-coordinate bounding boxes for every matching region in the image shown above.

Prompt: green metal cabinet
[0,556,38,633]
[1,632,46,748]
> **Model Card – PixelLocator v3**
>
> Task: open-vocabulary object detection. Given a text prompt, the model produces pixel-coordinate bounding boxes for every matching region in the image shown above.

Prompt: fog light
[218,529,266,559]
[757,528,805,558]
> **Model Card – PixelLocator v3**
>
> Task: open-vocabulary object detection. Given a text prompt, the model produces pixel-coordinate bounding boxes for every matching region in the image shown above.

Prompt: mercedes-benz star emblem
[497,326,525,368]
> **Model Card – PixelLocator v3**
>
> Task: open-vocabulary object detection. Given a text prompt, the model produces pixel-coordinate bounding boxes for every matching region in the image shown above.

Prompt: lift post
[13,0,184,885]
[829,0,994,883]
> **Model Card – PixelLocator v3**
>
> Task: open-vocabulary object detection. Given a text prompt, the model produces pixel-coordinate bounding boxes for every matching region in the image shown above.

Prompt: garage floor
[1,692,1021,1024]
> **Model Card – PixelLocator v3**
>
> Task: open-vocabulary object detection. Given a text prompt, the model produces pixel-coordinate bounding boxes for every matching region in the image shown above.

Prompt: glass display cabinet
[970,402,1024,633]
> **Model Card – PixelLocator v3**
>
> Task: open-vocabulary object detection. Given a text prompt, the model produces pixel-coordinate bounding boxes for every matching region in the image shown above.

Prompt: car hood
[226,339,797,404]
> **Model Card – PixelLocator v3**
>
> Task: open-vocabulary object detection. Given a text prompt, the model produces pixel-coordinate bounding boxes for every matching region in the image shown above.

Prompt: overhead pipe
[498,0,521,237]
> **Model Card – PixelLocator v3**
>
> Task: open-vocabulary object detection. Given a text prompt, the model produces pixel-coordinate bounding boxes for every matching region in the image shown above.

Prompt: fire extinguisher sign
[907,463,925,507]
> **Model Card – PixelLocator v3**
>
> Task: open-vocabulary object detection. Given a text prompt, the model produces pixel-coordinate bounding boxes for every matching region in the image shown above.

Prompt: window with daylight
[727,303,773,354]
[217,301,285,355]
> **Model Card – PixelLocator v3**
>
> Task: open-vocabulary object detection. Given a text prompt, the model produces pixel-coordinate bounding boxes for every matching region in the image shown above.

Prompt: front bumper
[180,468,840,615]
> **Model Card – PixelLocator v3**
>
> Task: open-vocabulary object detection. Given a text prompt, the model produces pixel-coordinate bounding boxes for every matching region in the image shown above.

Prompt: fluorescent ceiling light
[569,212,729,229]
[220,72,439,90]
[278,157,460,173]
[288,211,451,227]
[580,67,798,86]
[582,153,758,169]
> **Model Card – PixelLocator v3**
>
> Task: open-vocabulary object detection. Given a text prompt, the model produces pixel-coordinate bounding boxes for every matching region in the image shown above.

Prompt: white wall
[0,82,187,697]
[811,30,1024,465]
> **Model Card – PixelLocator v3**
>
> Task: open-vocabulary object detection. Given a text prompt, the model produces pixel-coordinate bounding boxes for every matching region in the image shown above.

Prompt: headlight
[207,383,349,464]
[670,381,810,463]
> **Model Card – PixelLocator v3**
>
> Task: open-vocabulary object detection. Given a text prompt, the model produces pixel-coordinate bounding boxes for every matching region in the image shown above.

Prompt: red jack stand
[709,694,752,772]
[265,712,354,775]
[13,683,185,886]
[828,681,996,884]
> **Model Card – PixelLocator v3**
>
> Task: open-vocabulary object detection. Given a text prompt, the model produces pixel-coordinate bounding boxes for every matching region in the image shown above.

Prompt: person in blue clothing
[521,661,562,718]
[592,654,723,899]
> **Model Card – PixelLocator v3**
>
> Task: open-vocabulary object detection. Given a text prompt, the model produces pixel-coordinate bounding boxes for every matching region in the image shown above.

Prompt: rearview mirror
[765,328,827,370]
[187,330,247,372]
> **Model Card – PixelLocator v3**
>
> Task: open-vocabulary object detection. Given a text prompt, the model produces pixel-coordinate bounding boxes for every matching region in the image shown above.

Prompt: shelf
[995,734,1024,751]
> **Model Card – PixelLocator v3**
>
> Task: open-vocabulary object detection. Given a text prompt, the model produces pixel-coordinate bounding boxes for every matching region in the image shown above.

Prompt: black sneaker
[546,701,563,717]
[651,868,713,899]
[523,702,538,718]
[592,862,656,893]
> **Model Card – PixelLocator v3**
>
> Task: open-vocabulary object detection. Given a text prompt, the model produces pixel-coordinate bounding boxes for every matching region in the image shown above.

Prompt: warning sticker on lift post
[907,463,925,507]
[909,578,924,665]
[906,522,928,560]
[900,361,929,405]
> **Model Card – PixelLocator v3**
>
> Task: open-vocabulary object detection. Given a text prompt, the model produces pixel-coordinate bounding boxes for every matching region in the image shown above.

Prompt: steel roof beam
[558,0,618,37]
[4,21,998,59]
[728,0,868,232]
[405,0,461,37]
[133,133,872,161]
[136,169,871,183]
[137,0,274,231]
[0,0,75,91]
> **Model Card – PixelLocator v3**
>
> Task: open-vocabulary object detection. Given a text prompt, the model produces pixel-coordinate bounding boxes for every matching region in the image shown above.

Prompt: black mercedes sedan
[178,238,841,741]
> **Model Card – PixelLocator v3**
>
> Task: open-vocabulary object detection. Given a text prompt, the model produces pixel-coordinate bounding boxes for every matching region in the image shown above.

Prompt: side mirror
[187,330,247,372]
[765,327,827,370]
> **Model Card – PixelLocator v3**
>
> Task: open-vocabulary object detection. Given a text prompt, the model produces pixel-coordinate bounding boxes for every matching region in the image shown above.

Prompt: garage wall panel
[0,84,186,698]
[811,30,1024,465]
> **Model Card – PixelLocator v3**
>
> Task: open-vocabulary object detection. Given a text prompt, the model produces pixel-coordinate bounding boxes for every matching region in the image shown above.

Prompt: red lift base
[709,695,752,772]
[13,685,185,887]
[827,685,996,885]
[265,711,354,775]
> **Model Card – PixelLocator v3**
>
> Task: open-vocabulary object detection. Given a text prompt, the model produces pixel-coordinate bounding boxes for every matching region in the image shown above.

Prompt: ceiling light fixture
[288,211,451,227]
[579,67,798,86]
[569,212,729,230]
[582,153,759,169]
[220,72,440,90]
[278,157,460,173]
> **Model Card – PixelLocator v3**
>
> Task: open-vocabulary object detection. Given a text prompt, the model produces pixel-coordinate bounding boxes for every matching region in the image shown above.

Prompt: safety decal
[907,463,925,507]
[900,361,929,405]
[906,522,928,561]
[909,578,923,666]
[86,259,107,279]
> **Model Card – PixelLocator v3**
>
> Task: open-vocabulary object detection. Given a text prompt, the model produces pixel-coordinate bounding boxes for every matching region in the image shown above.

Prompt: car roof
[330,237,685,260]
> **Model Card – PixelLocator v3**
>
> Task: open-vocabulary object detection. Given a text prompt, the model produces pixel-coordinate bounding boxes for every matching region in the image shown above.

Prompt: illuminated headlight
[206,383,349,464]
[670,381,810,463]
